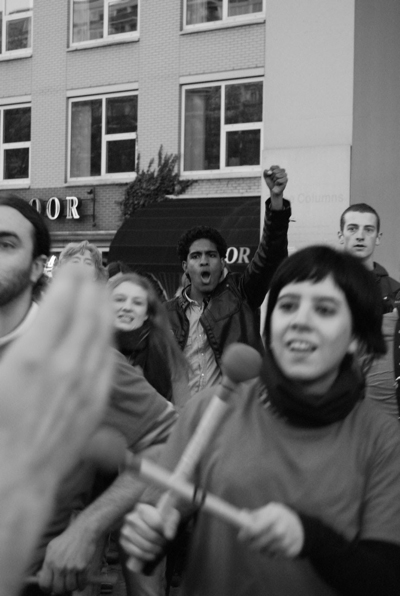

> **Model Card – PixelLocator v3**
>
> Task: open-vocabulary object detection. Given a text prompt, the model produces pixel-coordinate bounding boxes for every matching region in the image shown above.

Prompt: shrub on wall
[120,145,194,219]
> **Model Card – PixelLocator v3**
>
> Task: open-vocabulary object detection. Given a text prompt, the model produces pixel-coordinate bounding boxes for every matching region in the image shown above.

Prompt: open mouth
[119,315,134,324]
[201,271,211,283]
[287,340,316,353]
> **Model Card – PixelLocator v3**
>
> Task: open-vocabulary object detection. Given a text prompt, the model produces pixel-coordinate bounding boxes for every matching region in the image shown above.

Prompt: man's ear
[375,232,382,247]
[30,255,47,285]
[337,230,344,244]
[182,260,191,282]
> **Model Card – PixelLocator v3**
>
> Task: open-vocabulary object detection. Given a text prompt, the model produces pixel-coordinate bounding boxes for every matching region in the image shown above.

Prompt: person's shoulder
[389,276,400,293]
[374,262,400,286]
[181,386,216,417]
[374,262,400,297]
[165,293,186,311]
[373,261,389,277]
[112,348,140,373]
[354,398,400,449]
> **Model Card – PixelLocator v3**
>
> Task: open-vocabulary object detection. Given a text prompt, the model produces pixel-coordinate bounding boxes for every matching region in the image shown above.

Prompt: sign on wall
[29,196,81,220]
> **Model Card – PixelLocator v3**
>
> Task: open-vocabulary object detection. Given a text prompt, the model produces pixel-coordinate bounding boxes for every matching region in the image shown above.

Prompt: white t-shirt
[0,302,38,360]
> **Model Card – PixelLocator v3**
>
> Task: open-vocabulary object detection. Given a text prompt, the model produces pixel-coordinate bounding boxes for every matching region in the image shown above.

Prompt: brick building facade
[0,0,266,259]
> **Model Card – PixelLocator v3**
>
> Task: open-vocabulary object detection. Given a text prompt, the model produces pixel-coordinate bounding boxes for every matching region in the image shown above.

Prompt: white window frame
[0,102,31,185]
[68,91,138,183]
[183,0,264,30]
[181,77,263,176]
[0,0,33,57]
[70,0,139,47]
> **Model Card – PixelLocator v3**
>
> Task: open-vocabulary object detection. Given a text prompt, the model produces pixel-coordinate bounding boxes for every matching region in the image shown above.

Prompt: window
[0,104,31,182]
[71,0,138,44]
[0,0,33,55]
[185,0,263,27]
[69,92,138,180]
[182,79,262,173]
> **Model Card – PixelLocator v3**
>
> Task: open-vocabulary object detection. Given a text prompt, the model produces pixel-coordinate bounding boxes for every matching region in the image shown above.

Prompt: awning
[108,196,261,298]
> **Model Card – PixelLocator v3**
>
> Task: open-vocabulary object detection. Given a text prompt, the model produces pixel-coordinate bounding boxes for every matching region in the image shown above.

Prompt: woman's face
[270,275,356,394]
[111,281,148,332]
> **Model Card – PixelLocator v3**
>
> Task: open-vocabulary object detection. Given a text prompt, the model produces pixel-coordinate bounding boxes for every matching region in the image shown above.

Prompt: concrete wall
[352,0,400,280]
[261,0,355,251]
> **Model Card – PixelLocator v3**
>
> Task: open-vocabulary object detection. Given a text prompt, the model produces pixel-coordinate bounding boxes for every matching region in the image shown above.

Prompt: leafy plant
[120,145,194,219]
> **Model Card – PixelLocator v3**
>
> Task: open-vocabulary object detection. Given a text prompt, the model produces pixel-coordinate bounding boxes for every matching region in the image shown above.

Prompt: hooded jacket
[373,262,400,313]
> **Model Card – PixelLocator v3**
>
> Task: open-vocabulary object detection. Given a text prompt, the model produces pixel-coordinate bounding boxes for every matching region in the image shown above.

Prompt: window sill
[0,51,32,62]
[0,181,30,189]
[68,35,139,52]
[180,169,261,180]
[181,16,265,35]
[65,176,136,187]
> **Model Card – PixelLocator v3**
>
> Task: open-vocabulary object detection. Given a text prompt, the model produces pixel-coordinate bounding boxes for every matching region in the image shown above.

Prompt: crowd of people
[0,163,399,596]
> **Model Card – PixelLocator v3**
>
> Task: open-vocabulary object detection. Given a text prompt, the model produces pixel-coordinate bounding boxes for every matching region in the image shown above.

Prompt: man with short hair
[0,197,176,594]
[338,203,400,312]
[338,202,400,422]
[166,166,291,396]
[0,195,50,352]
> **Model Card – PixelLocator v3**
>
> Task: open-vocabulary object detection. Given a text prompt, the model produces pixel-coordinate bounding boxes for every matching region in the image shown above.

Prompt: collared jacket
[373,262,400,314]
[166,198,291,366]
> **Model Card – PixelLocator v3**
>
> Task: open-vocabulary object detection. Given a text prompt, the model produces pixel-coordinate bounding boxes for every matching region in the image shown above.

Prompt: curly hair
[177,226,227,262]
[58,241,108,282]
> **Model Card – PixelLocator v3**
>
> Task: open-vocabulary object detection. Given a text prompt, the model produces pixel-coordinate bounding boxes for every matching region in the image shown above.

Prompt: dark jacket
[166,199,291,365]
[373,262,400,313]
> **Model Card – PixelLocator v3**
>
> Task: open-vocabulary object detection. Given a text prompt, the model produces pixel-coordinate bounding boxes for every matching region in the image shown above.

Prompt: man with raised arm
[166,166,291,397]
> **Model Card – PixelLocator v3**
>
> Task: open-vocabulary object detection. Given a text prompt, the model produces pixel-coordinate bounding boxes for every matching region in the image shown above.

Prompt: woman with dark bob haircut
[121,245,400,596]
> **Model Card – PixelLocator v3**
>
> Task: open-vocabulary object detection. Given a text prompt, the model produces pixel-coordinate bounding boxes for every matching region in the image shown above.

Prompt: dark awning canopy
[109,196,261,297]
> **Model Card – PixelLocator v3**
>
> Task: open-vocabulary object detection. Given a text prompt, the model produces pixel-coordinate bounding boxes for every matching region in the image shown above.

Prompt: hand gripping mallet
[85,343,262,571]
[92,441,252,529]
[154,343,262,521]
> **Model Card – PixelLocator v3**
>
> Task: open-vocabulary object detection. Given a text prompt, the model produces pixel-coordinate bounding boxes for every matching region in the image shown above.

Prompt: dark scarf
[260,346,365,427]
[115,321,173,400]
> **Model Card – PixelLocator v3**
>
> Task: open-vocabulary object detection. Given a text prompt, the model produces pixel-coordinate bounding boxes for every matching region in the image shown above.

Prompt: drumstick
[90,437,251,530]
[156,343,261,519]
[125,452,251,528]
[85,343,261,513]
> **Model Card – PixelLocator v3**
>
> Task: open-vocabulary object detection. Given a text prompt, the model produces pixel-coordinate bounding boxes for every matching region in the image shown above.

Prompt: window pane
[108,0,137,35]
[225,82,262,124]
[70,100,102,177]
[106,138,135,173]
[4,147,29,179]
[186,0,222,25]
[226,129,260,166]
[6,16,31,50]
[228,0,262,17]
[5,0,32,15]
[184,87,221,171]
[3,107,30,143]
[106,95,137,134]
[72,0,103,43]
